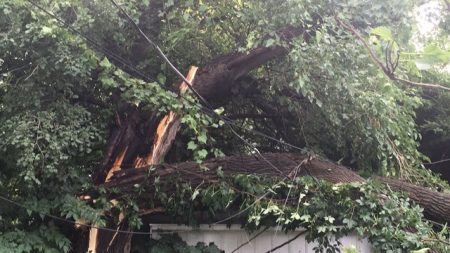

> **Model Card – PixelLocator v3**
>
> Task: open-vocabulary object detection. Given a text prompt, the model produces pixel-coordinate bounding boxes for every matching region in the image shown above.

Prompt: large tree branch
[105,153,450,224]
[194,25,316,105]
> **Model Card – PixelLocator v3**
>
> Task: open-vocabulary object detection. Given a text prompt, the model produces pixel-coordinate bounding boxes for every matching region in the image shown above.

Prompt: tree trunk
[105,153,450,224]
[87,67,198,253]
[379,177,450,224]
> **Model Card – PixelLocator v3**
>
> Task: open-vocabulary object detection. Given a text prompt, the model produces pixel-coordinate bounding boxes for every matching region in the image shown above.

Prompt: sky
[416,1,443,36]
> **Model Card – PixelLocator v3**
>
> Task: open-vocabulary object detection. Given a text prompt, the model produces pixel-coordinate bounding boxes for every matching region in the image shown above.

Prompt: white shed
[150,224,373,253]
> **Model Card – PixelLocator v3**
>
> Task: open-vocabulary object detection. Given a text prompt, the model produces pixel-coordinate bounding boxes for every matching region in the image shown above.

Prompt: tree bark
[88,67,198,253]
[105,153,450,224]
[379,177,450,224]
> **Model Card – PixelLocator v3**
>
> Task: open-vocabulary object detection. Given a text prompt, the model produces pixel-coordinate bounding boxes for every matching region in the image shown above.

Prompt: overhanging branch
[335,16,450,92]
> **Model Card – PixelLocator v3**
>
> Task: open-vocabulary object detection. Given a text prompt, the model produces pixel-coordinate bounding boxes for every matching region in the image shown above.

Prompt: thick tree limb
[194,25,315,105]
[105,153,450,224]
[379,177,450,224]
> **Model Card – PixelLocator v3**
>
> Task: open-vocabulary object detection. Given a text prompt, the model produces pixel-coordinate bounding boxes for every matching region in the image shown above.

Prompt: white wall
[150,224,373,253]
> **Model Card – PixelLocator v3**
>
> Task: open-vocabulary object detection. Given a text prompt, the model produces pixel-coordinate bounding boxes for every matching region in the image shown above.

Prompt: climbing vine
[120,170,450,252]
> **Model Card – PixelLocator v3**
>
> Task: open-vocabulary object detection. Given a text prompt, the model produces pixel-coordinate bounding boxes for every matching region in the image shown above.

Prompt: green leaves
[0,225,71,253]
[414,44,450,70]
[153,174,447,252]
[1,0,449,251]
[40,26,53,35]
[371,26,393,41]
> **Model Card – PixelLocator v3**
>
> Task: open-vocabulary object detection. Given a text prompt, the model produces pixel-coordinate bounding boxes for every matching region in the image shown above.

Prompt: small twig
[23,64,39,81]
[392,47,400,72]
[0,64,30,75]
[106,220,125,252]
[335,16,450,92]
[423,238,450,246]
[231,227,269,253]
[138,207,165,216]
[426,219,447,227]
[335,17,387,72]
[393,77,450,91]
[265,230,307,253]
[273,159,308,241]
[385,42,392,73]
[423,158,450,165]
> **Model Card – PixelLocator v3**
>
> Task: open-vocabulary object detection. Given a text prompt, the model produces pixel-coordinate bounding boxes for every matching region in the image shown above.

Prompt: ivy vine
[120,171,450,253]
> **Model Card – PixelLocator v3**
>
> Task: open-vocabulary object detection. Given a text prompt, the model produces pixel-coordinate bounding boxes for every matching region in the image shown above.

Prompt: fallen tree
[80,2,450,252]
[3,1,450,253]
[86,21,319,253]
[105,152,450,225]
[94,152,450,253]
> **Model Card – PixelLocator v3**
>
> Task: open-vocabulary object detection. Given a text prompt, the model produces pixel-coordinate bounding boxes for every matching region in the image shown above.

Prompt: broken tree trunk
[87,23,318,252]
[92,25,312,185]
[105,153,450,225]
[87,67,198,253]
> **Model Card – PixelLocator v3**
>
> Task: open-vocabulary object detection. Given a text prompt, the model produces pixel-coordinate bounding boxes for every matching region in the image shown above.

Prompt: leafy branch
[335,16,450,92]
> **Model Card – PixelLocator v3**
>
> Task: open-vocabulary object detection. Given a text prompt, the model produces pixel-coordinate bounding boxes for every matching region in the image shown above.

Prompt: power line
[0,195,153,235]
[203,106,305,152]
[109,0,212,108]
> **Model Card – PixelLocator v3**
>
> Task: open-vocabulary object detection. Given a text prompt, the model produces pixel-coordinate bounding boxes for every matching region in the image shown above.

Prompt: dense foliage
[0,0,449,252]
[139,172,447,252]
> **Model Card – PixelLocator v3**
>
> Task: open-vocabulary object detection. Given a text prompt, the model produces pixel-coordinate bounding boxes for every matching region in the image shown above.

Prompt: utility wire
[109,0,212,108]
[203,106,305,152]
[0,195,153,235]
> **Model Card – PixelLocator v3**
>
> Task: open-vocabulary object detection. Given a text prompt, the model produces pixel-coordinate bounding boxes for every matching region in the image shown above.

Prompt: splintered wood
[89,67,198,253]
[134,66,198,168]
